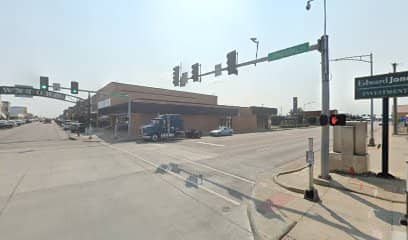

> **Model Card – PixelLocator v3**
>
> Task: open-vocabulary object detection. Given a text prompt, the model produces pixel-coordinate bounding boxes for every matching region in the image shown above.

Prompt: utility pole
[128,98,132,138]
[392,63,398,135]
[88,91,92,139]
[320,34,330,179]
[369,53,375,146]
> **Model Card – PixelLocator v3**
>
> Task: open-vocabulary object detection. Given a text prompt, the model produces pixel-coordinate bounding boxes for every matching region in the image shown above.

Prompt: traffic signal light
[319,115,328,126]
[191,63,200,82]
[329,114,347,126]
[40,76,49,91]
[71,81,79,94]
[173,66,180,86]
[226,50,238,75]
[180,72,188,87]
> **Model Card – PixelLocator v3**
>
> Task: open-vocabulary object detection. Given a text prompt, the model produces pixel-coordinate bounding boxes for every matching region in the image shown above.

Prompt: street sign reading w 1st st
[355,71,408,99]
[268,42,310,62]
[0,86,66,101]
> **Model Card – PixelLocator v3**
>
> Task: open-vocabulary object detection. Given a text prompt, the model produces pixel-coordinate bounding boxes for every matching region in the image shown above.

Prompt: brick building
[90,82,277,135]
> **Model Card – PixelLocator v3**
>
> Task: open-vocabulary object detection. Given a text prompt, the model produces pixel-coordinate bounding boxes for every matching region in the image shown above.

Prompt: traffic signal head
[329,114,347,126]
[71,81,79,94]
[226,50,238,75]
[180,72,188,87]
[173,66,180,86]
[40,76,49,91]
[319,115,328,126]
[191,63,200,82]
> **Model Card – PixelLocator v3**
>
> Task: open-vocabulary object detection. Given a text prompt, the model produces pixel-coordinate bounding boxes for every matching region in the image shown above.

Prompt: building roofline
[103,81,217,98]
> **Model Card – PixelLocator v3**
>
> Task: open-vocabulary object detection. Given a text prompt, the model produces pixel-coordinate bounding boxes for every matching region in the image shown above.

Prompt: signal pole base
[400,218,407,226]
[318,174,332,180]
[304,188,320,202]
[376,172,395,179]
[368,138,376,147]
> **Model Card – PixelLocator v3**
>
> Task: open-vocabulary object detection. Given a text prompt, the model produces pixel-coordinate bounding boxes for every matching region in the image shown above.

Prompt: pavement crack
[0,169,29,217]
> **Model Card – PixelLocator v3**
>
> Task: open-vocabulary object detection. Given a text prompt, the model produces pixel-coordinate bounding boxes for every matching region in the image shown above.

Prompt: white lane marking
[182,159,255,185]
[102,143,240,206]
[142,142,254,184]
[195,141,225,147]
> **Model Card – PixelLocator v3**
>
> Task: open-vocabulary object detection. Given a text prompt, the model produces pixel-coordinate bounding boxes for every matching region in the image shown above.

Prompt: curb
[272,165,406,204]
[247,178,299,240]
[247,196,297,240]
[272,165,309,195]
[313,177,405,204]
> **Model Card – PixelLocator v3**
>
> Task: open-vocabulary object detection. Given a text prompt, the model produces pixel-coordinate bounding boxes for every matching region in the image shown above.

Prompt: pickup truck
[140,114,201,142]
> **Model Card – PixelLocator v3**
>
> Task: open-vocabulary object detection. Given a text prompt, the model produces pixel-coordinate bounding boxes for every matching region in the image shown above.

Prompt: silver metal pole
[393,63,398,135]
[323,0,327,36]
[308,138,314,190]
[127,98,132,138]
[320,34,330,179]
[114,116,118,139]
[369,53,375,146]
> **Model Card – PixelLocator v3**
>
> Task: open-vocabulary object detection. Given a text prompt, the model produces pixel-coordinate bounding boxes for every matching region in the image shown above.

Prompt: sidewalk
[248,133,408,240]
[68,128,140,143]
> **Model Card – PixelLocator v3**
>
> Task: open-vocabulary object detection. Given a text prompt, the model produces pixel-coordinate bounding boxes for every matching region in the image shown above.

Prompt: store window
[219,116,232,128]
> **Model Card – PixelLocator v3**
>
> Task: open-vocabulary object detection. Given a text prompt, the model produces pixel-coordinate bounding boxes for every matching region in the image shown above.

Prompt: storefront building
[90,82,277,135]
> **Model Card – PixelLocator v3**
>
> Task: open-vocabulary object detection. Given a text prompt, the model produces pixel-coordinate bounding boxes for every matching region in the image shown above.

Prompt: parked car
[185,129,202,139]
[70,122,87,133]
[15,119,25,126]
[62,121,74,130]
[8,120,18,127]
[209,127,234,137]
[0,120,13,129]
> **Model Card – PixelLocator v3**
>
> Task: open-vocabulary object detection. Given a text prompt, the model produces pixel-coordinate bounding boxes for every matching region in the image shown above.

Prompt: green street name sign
[268,42,310,62]
[355,71,408,99]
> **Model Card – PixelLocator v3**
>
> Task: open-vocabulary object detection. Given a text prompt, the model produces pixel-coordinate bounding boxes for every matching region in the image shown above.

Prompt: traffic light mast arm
[57,86,97,94]
[179,40,322,82]
[199,56,269,78]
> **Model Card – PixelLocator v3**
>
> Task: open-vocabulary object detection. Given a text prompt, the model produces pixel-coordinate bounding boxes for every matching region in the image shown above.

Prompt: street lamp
[306,0,330,179]
[306,0,327,36]
[331,53,376,146]
[250,37,259,66]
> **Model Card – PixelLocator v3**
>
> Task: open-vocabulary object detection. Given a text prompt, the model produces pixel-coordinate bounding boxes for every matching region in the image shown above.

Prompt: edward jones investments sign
[355,71,408,99]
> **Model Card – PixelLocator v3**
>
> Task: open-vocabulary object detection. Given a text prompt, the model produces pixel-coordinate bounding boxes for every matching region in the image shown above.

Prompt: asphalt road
[0,122,322,240]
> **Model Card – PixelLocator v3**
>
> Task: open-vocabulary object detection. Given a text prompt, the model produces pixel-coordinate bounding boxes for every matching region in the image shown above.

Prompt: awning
[98,101,239,116]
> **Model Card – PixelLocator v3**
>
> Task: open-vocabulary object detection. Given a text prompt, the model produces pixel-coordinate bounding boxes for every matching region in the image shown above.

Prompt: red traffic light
[329,114,346,126]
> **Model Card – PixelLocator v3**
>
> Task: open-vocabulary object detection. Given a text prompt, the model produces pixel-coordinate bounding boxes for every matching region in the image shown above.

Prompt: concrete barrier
[330,121,369,174]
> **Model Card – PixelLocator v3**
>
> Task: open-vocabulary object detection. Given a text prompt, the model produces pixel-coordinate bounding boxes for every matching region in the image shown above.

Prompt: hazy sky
[1,0,407,117]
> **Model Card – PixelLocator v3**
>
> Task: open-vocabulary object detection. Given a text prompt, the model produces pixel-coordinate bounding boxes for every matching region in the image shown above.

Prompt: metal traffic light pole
[174,1,332,179]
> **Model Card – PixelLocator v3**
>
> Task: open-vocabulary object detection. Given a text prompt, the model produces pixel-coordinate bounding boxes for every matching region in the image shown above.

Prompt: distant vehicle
[8,120,17,127]
[185,129,202,139]
[140,114,203,142]
[141,114,184,142]
[15,119,25,126]
[70,122,87,133]
[43,118,52,124]
[0,120,13,129]
[361,116,371,122]
[62,121,74,130]
[210,127,234,137]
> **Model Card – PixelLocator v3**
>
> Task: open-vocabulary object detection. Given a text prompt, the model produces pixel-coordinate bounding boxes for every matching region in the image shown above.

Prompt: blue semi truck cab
[141,114,185,141]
